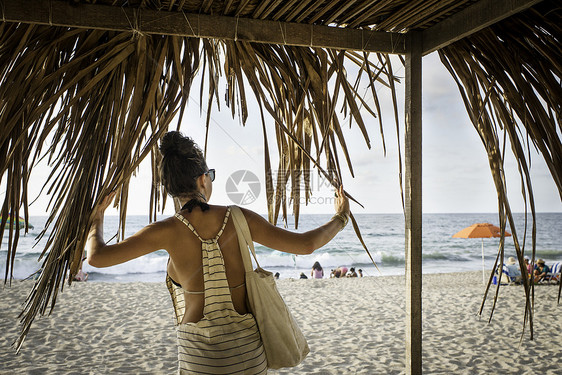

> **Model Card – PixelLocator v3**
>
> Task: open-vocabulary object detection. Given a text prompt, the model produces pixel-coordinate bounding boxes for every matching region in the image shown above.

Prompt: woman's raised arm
[242,186,350,255]
[86,192,172,268]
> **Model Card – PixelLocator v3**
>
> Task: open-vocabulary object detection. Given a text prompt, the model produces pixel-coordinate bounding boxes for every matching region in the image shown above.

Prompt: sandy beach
[1,271,561,374]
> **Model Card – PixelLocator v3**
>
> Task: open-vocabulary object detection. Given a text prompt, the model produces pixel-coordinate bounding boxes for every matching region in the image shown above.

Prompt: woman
[534,259,549,283]
[311,261,324,279]
[330,266,347,278]
[86,131,350,374]
[524,257,531,274]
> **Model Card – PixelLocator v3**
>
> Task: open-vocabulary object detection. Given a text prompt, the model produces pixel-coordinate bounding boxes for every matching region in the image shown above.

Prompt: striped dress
[166,207,268,374]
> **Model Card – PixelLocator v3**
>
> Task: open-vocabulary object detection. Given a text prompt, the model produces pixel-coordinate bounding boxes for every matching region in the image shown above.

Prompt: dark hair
[350,267,355,272]
[312,261,322,271]
[159,131,208,197]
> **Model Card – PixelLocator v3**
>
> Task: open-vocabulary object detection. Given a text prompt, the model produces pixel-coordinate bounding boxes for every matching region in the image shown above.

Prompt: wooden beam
[0,0,406,54]
[422,0,542,55]
[404,31,422,375]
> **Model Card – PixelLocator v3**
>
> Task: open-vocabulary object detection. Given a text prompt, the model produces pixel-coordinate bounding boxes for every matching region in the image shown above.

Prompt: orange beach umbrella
[452,223,511,239]
[453,223,511,284]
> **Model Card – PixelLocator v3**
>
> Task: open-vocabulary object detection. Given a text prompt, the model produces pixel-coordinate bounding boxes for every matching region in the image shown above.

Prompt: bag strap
[230,206,262,271]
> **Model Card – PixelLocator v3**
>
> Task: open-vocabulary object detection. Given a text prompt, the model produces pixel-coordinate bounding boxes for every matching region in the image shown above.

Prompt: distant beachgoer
[73,269,89,282]
[505,257,521,283]
[74,256,89,282]
[347,267,358,277]
[358,269,363,277]
[524,257,531,275]
[534,259,549,283]
[311,261,324,279]
[339,266,348,277]
[330,267,347,278]
[274,272,280,280]
[299,272,308,279]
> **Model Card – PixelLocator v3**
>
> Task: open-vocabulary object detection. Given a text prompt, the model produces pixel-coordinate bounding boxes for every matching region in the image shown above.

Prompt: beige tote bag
[231,206,310,369]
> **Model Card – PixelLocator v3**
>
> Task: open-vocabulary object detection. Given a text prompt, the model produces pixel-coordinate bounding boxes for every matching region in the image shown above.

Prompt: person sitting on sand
[524,257,531,275]
[505,257,522,283]
[73,256,89,282]
[274,272,280,280]
[311,261,324,279]
[339,266,348,277]
[73,269,89,282]
[299,272,308,279]
[86,131,350,373]
[347,267,358,277]
[330,266,348,278]
[358,269,363,277]
[534,259,549,283]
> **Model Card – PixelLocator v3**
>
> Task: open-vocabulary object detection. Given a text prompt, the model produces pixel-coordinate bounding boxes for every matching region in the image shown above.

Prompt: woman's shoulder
[144,216,180,233]
[235,206,265,219]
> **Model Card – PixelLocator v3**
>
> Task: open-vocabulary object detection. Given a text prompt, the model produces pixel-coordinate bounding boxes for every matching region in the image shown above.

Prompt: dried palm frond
[439,1,562,338]
[0,25,203,349]
[0,18,397,349]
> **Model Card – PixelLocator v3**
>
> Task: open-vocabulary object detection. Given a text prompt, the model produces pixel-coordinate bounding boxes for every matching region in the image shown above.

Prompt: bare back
[165,205,247,323]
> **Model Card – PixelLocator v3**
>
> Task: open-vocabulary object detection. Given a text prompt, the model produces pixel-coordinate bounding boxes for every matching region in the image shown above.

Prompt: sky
[15,52,562,216]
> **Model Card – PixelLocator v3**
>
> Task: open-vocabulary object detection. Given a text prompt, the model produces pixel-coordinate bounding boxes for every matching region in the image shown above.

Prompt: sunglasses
[205,169,215,182]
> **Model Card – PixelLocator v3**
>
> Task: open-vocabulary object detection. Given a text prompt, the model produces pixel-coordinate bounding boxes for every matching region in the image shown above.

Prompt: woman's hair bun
[160,131,193,157]
[159,131,207,197]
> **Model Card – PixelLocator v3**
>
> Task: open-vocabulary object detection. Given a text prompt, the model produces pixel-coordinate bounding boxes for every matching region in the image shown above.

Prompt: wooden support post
[404,31,422,375]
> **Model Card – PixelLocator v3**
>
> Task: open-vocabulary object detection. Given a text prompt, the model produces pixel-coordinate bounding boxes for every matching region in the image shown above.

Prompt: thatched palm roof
[0,0,560,355]
[439,1,561,335]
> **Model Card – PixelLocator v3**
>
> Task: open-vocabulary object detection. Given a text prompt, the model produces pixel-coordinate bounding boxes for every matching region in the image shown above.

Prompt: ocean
[2,213,561,282]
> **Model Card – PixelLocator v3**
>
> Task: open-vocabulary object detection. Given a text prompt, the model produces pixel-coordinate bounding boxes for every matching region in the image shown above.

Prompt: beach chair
[493,265,518,285]
[546,262,561,284]
[501,264,522,285]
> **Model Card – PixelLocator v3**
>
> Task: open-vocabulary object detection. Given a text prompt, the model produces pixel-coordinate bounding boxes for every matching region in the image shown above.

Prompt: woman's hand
[334,185,350,217]
[94,191,116,220]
